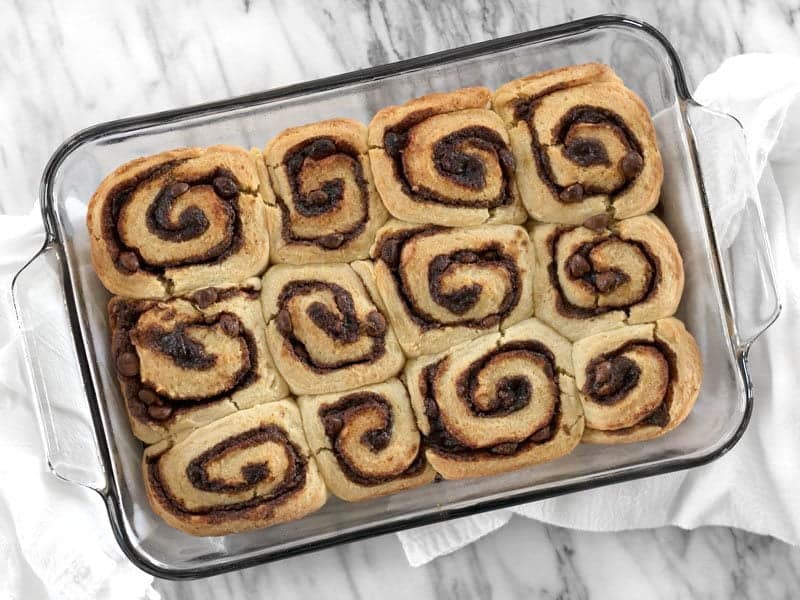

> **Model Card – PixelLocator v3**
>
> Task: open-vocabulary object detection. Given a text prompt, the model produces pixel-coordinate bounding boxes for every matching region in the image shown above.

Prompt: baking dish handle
[685,101,781,351]
[12,242,107,493]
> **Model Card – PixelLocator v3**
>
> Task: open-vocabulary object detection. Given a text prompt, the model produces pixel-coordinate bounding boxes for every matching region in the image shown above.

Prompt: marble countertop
[3,1,800,598]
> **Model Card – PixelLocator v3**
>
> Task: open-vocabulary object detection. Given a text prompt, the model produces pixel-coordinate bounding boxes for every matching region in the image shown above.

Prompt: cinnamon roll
[109,280,288,444]
[364,220,534,357]
[405,318,584,480]
[87,146,270,297]
[493,63,663,224]
[531,214,684,341]
[261,263,404,395]
[368,87,527,226]
[260,119,389,263]
[573,317,702,444]
[144,401,327,536]
[297,379,435,501]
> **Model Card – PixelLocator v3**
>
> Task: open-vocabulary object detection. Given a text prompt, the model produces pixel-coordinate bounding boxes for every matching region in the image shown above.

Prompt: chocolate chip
[595,271,625,293]
[308,138,337,160]
[287,153,304,173]
[193,287,218,309]
[362,429,391,451]
[587,356,640,400]
[593,360,613,386]
[305,190,328,206]
[168,182,190,197]
[118,251,139,273]
[379,238,401,266]
[275,309,293,336]
[138,388,160,405]
[530,426,551,443]
[490,442,519,455]
[567,254,591,278]
[384,131,407,157]
[318,232,345,249]
[498,148,516,171]
[218,314,240,337]
[324,415,344,438]
[582,213,610,232]
[559,183,584,203]
[213,176,238,198]
[147,404,173,420]
[363,311,386,337]
[620,151,644,178]
[116,352,139,377]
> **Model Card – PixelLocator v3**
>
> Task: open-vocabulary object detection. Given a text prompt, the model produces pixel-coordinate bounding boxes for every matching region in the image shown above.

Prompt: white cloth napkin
[0,216,160,600]
[397,54,800,566]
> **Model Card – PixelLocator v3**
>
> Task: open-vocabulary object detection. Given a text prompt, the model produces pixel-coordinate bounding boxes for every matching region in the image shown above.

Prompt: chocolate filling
[375,227,522,331]
[583,340,676,429]
[102,163,245,274]
[546,228,660,319]
[279,137,370,248]
[147,424,307,519]
[383,112,515,209]
[584,355,640,404]
[420,342,560,460]
[275,280,386,373]
[318,392,426,486]
[109,300,260,423]
[513,94,643,203]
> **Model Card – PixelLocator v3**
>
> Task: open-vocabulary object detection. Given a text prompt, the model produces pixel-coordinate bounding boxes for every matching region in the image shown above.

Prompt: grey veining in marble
[3,1,800,599]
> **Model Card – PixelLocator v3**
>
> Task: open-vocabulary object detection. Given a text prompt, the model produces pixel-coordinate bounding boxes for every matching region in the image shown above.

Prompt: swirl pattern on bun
[144,401,326,536]
[494,63,663,224]
[87,146,270,297]
[573,318,702,444]
[368,88,527,226]
[405,318,584,480]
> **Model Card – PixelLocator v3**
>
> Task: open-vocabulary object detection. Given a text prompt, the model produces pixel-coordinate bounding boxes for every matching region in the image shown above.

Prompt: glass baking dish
[12,14,780,579]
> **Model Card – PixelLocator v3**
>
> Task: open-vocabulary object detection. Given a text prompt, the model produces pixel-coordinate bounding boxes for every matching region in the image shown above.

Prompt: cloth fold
[397,53,800,566]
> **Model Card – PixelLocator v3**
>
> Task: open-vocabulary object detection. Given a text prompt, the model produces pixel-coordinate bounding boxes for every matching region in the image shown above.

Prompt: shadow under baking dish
[14,15,777,578]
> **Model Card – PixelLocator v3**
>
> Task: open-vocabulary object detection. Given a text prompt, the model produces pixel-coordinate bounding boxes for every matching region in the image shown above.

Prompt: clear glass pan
[12,15,780,579]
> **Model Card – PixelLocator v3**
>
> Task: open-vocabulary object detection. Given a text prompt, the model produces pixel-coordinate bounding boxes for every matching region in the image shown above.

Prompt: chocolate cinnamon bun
[531,214,684,341]
[144,401,327,536]
[261,263,404,395]
[260,119,388,263]
[573,317,702,444]
[363,220,534,357]
[493,63,663,224]
[405,318,584,480]
[297,379,435,501]
[109,281,288,444]
[368,87,527,226]
[87,146,270,297]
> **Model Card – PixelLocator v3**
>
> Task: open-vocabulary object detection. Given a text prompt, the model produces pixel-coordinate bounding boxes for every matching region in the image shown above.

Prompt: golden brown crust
[261,263,404,395]
[574,318,702,444]
[108,280,288,444]
[262,119,388,264]
[297,379,436,501]
[143,401,327,536]
[531,214,684,341]
[87,145,270,297]
[367,220,534,357]
[405,318,584,480]
[368,88,527,226]
[493,63,663,224]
